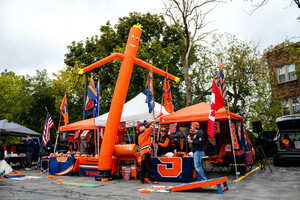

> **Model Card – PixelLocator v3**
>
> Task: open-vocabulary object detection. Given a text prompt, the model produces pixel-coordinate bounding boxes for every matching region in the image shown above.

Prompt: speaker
[252,121,262,133]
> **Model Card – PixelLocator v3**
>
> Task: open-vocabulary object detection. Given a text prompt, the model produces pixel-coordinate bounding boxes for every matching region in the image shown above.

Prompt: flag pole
[91,74,97,156]
[217,55,239,180]
[45,107,59,154]
[97,77,100,156]
[150,59,157,157]
[225,97,239,180]
[93,109,97,156]
[55,89,67,153]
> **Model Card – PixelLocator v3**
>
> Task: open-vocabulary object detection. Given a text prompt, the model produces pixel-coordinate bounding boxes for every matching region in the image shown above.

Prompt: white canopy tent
[95,93,169,127]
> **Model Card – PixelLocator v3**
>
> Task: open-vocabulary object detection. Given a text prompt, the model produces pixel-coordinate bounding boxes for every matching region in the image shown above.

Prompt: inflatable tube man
[79,24,179,179]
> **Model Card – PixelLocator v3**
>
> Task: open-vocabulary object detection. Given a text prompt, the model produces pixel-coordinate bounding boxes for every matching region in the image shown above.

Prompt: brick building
[266,42,300,117]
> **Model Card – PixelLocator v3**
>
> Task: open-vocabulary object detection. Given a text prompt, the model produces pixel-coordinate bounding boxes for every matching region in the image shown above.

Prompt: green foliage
[51,63,85,123]
[0,69,58,144]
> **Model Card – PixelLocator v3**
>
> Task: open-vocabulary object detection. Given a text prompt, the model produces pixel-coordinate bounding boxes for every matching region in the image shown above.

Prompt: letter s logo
[169,123,177,134]
[157,157,182,177]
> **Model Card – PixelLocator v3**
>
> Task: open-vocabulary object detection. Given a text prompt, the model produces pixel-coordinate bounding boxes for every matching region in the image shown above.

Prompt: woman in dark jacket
[0,142,4,161]
[36,143,50,170]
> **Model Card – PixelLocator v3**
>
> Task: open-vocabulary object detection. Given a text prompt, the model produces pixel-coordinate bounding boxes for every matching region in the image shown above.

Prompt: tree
[51,63,86,124]
[210,33,267,122]
[0,69,57,138]
[243,0,300,16]
[0,70,30,123]
[162,0,217,106]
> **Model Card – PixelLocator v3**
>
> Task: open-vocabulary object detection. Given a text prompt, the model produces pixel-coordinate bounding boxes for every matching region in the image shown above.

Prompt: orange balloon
[79,24,179,177]
[98,25,142,173]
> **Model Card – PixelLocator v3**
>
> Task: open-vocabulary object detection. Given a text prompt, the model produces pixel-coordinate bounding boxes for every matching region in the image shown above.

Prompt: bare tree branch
[162,0,218,106]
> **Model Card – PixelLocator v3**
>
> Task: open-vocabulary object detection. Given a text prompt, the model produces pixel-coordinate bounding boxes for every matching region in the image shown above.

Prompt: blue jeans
[193,151,207,181]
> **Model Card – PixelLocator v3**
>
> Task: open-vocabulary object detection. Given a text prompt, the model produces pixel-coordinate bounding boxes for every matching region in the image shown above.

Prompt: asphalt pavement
[1,164,299,200]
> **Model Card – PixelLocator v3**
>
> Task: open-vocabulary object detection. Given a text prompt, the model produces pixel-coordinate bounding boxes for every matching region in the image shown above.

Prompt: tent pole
[83,73,88,120]
[45,106,59,154]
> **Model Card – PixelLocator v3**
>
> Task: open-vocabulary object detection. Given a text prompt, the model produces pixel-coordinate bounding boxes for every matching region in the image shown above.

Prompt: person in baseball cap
[188,121,207,181]
[157,127,171,156]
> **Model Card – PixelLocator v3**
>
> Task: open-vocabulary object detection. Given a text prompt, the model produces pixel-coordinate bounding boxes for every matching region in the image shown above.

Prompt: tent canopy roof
[59,93,168,132]
[58,118,95,132]
[95,92,168,127]
[160,102,243,124]
[0,119,41,137]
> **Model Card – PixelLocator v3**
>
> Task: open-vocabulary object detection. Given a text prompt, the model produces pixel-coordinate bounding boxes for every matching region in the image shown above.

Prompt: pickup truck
[7,137,41,161]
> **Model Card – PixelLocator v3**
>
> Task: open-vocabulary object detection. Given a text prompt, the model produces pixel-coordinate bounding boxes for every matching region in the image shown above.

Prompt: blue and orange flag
[163,73,174,113]
[217,56,227,100]
[93,79,100,117]
[85,75,97,115]
[60,91,69,125]
[145,67,155,113]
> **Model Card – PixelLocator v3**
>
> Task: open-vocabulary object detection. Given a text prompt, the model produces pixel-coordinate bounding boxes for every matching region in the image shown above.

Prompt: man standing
[138,121,158,184]
[0,140,4,161]
[188,122,207,181]
[25,135,34,170]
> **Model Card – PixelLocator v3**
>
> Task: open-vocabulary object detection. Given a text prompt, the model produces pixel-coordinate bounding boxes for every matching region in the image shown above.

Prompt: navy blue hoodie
[191,130,204,152]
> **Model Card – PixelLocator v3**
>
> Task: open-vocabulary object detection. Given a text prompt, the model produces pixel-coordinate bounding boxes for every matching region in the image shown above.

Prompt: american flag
[42,112,54,145]
[217,56,227,100]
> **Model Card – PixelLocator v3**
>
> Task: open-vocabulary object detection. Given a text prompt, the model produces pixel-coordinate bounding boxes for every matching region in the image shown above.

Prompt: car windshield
[280,131,300,150]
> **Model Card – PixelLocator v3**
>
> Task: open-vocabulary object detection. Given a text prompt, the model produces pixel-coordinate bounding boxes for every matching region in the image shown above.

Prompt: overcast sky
[0,0,299,77]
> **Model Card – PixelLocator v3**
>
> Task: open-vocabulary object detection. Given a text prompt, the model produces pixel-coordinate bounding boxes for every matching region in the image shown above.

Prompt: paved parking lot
[1,164,299,200]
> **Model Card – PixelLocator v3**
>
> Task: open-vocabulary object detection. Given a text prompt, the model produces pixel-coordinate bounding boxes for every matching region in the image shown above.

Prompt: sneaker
[140,180,148,184]
[25,168,29,171]
[150,181,158,184]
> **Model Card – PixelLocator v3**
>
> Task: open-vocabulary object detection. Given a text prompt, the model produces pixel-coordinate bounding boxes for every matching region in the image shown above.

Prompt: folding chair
[41,156,50,174]
[208,144,229,172]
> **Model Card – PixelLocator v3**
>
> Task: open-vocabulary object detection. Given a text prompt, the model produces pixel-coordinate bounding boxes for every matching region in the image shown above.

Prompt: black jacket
[38,144,49,157]
[0,143,4,160]
[191,130,204,152]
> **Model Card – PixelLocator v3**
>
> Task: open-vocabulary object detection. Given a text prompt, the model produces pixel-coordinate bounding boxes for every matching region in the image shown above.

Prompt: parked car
[7,137,41,160]
[255,130,277,158]
[273,115,300,166]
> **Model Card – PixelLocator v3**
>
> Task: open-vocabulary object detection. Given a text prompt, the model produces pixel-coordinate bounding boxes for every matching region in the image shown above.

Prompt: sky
[0,0,299,77]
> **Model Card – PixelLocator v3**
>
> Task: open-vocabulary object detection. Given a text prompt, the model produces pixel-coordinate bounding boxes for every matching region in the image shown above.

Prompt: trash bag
[0,160,13,176]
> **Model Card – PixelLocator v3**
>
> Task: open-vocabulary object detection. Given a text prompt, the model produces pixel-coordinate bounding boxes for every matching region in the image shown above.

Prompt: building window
[277,63,296,83]
[282,97,300,115]
[282,99,290,115]
[292,97,300,114]
[288,64,296,81]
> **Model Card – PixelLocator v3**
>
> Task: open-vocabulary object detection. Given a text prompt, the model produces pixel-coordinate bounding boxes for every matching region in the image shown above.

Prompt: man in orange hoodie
[138,121,158,184]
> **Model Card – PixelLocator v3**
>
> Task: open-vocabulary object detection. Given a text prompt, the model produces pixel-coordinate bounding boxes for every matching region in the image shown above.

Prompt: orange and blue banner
[94,80,100,117]
[145,67,155,113]
[163,73,174,113]
[230,121,247,158]
[85,75,98,118]
[49,157,76,176]
[60,92,69,125]
[217,56,227,100]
